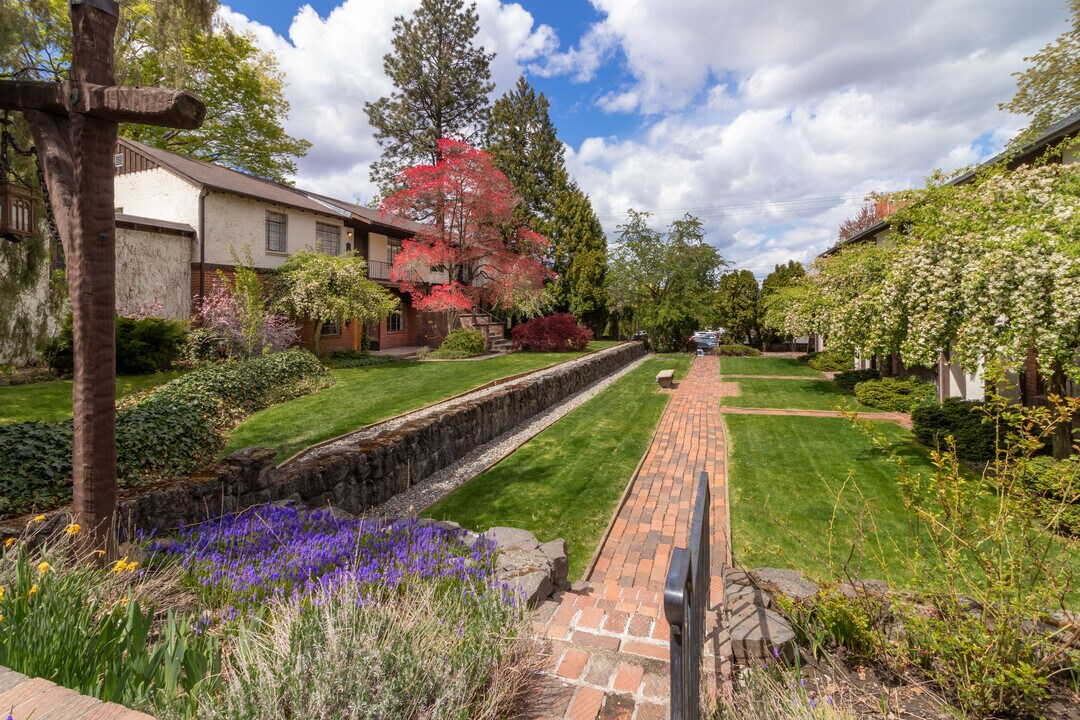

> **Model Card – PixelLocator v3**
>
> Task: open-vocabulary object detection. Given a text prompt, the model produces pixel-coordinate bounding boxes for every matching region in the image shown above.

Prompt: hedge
[45,316,189,376]
[911,399,999,461]
[321,351,397,369]
[432,328,488,359]
[853,376,937,413]
[798,350,852,372]
[0,349,333,518]
[718,343,761,357]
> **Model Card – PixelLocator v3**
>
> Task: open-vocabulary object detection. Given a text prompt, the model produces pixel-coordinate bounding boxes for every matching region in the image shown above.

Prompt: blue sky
[220,0,1070,278]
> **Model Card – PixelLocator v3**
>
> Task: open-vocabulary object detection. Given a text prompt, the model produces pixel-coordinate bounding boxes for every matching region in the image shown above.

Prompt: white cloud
[219,0,557,200]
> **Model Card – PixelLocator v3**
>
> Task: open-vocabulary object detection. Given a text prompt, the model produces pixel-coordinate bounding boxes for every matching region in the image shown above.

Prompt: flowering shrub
[0,350,332,518]
[511,313,592,352]
[195,281,297,360]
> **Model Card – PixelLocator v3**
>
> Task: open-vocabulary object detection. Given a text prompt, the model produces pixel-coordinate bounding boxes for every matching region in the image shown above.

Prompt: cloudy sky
[220,0,1070,278]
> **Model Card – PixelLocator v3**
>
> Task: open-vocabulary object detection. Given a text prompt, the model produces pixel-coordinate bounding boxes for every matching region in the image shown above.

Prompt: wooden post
[0,0,205,555]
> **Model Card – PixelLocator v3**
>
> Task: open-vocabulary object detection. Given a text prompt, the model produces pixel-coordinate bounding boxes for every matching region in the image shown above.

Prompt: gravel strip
[370,355,651,517]
[290,344,634,466]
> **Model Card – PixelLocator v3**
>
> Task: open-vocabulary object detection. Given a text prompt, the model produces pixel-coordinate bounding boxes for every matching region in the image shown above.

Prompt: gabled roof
[820,109,1080,256]
[117,139,415,234]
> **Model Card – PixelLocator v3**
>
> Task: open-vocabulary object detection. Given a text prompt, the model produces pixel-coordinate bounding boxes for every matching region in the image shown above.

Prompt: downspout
[198,189,207,311]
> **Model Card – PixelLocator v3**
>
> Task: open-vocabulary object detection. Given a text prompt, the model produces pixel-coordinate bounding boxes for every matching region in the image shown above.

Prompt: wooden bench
[656,369,675,388]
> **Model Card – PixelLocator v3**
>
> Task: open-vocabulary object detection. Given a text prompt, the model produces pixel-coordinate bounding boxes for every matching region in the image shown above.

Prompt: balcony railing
[664,471,711,720]
[367,260,392,281]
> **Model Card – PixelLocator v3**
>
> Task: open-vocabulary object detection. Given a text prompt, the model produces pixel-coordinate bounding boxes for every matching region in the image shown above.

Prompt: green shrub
[321,351,397,369]
[45,316,188,375]
[798,350,852,372]
[718,343,761,357]
[774,587,885,661]
[184,327,226,363]
[833,368,881,392]
[0,350,333,518]
[853,376,936,412]
[432,328,486,359]
[1014,456,1080,535]
[911,399,998,461]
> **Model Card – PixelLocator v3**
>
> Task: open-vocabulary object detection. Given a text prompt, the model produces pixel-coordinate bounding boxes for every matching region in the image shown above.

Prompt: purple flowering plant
[149,505,514,613]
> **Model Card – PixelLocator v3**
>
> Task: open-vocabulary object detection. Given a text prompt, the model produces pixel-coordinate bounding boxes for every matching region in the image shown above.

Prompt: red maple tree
[379,138,552,314]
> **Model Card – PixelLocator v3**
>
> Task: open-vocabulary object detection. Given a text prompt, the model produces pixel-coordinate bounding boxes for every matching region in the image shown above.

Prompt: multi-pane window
[387,239,402,263]
[266,211,287,253]
[387,311,403,332]
[321,321,340,336]
[316,222,341,255]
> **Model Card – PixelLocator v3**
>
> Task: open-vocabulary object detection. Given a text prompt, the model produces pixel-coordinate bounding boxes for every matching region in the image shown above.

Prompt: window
[387,311,403,332]
[320,321,341,336]
[387,239,402,263]
[266,211,287,253]
[316,222,341,255]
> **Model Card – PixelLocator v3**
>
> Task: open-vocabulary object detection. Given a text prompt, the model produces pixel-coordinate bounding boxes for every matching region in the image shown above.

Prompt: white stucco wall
[0,251,56,366]
[203,192,344,269]
[937,353,985,402]
[114,168,201,236]
[115,228,193,321]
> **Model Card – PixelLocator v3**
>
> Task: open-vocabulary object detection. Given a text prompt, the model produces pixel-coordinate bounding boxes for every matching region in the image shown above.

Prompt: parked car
[690,330,718,351]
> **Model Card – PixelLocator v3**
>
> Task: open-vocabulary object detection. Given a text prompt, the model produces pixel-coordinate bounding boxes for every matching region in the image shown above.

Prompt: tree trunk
[1048,359,1075,460]
[313,319,323,356]
[68,3,120,555]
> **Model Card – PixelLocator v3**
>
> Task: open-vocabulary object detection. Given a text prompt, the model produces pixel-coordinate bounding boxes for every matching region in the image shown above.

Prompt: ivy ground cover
[426,354,693,579]
[224,340,619,462]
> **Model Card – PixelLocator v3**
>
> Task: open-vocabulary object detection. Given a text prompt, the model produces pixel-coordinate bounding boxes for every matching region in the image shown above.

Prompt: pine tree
[487,76,565,232]
[365,0,495,195]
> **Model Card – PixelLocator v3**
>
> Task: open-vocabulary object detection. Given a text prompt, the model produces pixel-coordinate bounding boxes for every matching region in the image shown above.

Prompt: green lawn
[425,354,695,580]
[721,377,879,412]
[718,356,824,377]
[725,414,938,586]
[0,371,186,425]
[224,341,621,462]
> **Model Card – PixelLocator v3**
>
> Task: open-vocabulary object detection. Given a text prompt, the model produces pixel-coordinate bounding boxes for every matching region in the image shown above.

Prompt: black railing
[664,471,711,720]
[368,260,392,280]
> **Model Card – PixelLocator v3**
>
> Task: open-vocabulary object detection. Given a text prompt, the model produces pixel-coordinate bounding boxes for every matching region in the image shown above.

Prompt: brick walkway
[526,356,730,719]
[0,666,152,719]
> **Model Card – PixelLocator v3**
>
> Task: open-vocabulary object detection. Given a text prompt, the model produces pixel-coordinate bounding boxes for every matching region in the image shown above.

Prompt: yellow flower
[0,586,4,602]
[28,584,38,596]
[0,614,4,623]
[119,597,130,609]
[32,514,45,523]
[37,561,50,574]
[126,561,139,573]
[3,538,14,548]
[113,558,130,573]
[94,549,106,556]
[64,523,80,536]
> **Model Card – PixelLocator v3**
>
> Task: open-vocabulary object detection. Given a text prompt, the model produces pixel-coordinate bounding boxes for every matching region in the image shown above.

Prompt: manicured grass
[721,377,879,412]
[224,341,621,462]
[718,356,824,377]
[0,371,186,425]
[425,354,695,580]
[725,414,937,586]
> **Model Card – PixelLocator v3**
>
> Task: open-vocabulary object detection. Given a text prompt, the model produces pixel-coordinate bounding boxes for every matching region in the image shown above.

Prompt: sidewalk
[526,355,730,719]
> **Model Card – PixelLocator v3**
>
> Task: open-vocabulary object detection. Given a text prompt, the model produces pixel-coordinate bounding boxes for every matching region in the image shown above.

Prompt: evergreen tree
[552,182,608,332]
[365,0,494,195]
[487,76,564,232]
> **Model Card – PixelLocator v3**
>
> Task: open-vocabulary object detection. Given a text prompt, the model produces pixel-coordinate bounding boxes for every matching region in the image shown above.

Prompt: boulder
[750,568,819,603]
[539,539,570,590]
[728,600,797,663]
[488,526,540,553]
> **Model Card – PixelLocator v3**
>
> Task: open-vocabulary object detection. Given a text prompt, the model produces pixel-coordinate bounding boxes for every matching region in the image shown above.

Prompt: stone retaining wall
[115,342,646,535]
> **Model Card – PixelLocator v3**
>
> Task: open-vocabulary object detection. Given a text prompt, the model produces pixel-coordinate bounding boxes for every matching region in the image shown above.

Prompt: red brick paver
[526,355,732,719]
[0,666,153,720]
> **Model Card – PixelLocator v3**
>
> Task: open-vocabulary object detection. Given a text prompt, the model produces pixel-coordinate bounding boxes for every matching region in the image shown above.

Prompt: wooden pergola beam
[0,81,204,129]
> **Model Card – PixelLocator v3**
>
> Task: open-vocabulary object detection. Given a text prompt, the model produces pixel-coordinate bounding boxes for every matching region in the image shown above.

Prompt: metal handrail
[664,471,711,720]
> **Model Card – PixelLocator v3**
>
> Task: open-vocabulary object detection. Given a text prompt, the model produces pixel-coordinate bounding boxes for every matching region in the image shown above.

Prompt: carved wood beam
[0,81,205,129]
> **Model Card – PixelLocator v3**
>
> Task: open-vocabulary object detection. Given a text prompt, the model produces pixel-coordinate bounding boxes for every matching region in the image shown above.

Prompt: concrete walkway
[527,356,730,719]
